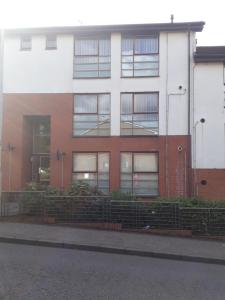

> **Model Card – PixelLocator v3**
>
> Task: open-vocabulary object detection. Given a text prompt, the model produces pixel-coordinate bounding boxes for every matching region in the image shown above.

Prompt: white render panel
[193,63,225,168]
[3,31,195,136]
[3,35,74,93]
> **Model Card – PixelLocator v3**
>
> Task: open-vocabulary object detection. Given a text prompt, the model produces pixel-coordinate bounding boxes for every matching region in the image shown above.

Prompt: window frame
[46,34,57,50]
[73,36,111,79]
[72,151,110,193]
[120,92,159,136]
[20,35,32,51]
[120,151,159,197]
[121,34,159,78]
[73,93,111,137]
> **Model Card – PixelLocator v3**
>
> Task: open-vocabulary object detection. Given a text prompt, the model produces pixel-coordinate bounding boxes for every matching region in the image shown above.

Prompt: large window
[121,35,159,77]
[73,94,110,136]
[120,153,158,196]
[74,38,111,78]
[120,93,159,135]
[73,152,109,193]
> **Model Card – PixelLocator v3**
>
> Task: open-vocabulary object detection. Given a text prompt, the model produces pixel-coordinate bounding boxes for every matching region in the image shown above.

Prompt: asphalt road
[0,242,224,300]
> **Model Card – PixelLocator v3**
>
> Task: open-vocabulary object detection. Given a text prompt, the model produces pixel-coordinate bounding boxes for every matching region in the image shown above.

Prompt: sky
[0,0,224,46]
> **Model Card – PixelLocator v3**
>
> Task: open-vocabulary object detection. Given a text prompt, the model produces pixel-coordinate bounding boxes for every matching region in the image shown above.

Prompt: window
[120,153,158,196]
[46,34,57,50]
[73,152,110,193]
[120,93,159,135]
[121,35,159,77]
[20,35,32,51]
[74,37,111,78]
[73,94,110,136]
[32,118,50,154]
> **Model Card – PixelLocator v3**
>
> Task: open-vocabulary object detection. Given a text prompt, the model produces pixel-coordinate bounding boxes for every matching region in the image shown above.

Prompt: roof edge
[4,21,205,36]
[194,46,225,63]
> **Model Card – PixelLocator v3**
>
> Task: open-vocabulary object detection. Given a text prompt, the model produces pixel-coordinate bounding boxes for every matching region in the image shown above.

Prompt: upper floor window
[121,35,159,77]
[46,34,57,50]
[74,37,111,78]
[73,94,110,136]
[120,92,159,136]
[20,35,32,51]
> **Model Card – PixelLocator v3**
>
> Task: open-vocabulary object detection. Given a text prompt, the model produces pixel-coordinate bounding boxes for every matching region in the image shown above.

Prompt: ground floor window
[120,152,158,196]
[72,152,109,193]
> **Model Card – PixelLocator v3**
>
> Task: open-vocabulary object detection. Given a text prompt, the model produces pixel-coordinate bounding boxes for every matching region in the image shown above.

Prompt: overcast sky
[0,0,224,46]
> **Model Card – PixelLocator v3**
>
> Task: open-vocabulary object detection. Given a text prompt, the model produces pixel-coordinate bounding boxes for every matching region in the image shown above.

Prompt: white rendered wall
[3,34,74,93]
[3,31,194,136]
[193,63,225,168]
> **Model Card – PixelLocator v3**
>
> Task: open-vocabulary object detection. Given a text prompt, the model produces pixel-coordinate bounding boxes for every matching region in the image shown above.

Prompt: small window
[46,34,57,50]
[20,35,32,51]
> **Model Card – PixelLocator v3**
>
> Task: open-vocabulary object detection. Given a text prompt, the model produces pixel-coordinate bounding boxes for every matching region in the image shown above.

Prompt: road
[0,242,224,300]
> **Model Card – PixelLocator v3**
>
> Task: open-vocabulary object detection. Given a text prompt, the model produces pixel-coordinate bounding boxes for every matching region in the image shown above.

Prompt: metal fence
[1,192,225,235]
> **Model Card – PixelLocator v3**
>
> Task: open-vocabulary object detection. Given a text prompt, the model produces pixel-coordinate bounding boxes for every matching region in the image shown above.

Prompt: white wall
[3,31,194,136]
[193,63,225,168]
[3,34,74,93]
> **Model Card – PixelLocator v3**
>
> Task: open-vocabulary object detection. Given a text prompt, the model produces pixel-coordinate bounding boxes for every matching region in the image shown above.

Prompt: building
[1,21,225,199]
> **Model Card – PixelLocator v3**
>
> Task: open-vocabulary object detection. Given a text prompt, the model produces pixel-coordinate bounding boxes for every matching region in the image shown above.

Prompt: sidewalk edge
[0,236,224,266]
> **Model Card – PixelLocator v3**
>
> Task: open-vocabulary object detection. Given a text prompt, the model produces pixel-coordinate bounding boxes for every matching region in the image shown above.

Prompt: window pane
[134,94,158,113]
[75,56,98,64]
[134,69,158,77]
[99,63,110,71]
[75,64,98,71]
[134,37,158,54]
[73,153,96,172]
[72,173,97,187]
[99,39,110,56]
[133,173,158,195]
[74,95,97,113]
[122,39,133,55]
[121,153,132,173]
[99,70,110,77]
[75,40,98,55]
[121,70,133,77]
[121,94,132,114]
[134,62,158,70]
[98,153,109,172]
[134,55,159,62]
[122,63,133,70]
[122,56,133,63]
[46,35,57,49]
[74,71,99,78]
[33,136,50,153]
[98,94,110,114]
[134,153,158,172]
[21,35,31,50]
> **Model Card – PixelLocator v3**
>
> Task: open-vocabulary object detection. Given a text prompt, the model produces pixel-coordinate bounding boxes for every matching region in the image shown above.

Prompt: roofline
[4,21,205,36]
[194,46,225,63]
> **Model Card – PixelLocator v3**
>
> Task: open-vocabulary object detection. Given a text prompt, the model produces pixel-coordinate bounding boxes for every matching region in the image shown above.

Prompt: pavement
[0,222,225,265]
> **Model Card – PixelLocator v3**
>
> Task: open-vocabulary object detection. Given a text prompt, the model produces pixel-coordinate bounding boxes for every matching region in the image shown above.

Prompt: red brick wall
[193,169,225,200]
[0,93,201,199]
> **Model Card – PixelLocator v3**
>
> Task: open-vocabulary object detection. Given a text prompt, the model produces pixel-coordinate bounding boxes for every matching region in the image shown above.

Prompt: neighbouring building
[1,21,225,199]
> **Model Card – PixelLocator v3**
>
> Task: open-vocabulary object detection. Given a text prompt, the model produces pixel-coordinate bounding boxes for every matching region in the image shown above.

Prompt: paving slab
[0,222,225,265]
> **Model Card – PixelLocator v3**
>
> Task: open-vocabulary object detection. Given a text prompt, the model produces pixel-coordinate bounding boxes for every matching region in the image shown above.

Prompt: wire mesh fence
[1,192,225,236]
